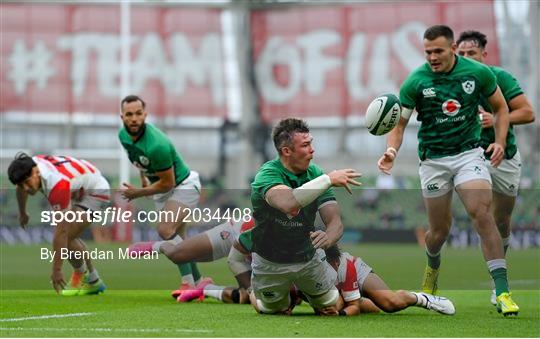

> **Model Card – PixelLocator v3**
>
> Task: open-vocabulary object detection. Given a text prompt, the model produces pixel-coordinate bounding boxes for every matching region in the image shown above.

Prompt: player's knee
[305,287,339,310]
[255,297,291,315]
[381,291,409,312]
[156,224,176,240]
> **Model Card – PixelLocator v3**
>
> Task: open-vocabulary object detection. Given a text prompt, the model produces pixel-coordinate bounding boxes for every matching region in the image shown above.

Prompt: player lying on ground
[128,217,254,303]
[8,153,109,296]
[325,245,455,316]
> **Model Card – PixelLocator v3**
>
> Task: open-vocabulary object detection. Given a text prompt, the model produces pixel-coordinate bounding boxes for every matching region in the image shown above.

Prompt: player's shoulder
[488,65,517,81]
[256,158,282,175]
[458,55,491,73]
[118,127,130,142]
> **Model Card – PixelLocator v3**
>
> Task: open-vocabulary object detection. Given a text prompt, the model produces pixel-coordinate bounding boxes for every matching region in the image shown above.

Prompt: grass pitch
[1,243,539,337]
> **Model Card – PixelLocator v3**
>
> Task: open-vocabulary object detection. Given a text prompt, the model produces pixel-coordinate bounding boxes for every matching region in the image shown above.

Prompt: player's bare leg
[62,207,104,296]
[160,233,215,263]
[489,191,516,304]
[457,179,518,316]
[156,199,203,299]
[362,273,454,315]
[422,191,453,294]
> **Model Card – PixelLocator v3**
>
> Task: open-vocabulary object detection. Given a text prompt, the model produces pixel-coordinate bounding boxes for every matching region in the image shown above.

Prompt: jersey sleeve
[149,144,173,172]
[497,69,524,103]
[341,259,361,302]
[479,64,498,98]
[48,179,71,211]
[251,164,287,198]
[399,74,417,110]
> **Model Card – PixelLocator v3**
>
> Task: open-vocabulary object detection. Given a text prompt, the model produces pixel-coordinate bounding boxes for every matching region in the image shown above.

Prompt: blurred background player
[8,153,109,295]
[325,245,455,316]
[377,25,519,316]
[249,118,361,315]
[129,217,254,303]
[119,94,205,301]
[456,30,536,307]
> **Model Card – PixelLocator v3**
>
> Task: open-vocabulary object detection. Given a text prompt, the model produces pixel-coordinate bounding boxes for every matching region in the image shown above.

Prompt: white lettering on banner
[8,40,56,95]
[256,36,302,103]
[14,32,225,104]
[256,23,427,104]
[296,30,342,95]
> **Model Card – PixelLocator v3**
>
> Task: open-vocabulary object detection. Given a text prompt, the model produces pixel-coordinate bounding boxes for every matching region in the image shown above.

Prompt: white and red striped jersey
[335,252,361,302]
[33,155,108,211]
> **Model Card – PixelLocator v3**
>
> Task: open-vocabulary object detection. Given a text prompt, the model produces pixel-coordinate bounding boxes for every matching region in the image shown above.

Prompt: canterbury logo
[427,183,439,191]
[423,88,436,97]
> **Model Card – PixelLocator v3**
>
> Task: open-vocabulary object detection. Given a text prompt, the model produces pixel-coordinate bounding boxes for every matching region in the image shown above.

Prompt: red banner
[1,4,226,117]
[251,1,499,122]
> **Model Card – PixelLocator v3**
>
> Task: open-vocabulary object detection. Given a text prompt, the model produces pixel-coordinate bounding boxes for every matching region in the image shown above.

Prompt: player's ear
[450,41,457,52]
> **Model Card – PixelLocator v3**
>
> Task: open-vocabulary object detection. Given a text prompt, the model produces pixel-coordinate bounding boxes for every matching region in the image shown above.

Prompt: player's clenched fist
[327,169,362,194]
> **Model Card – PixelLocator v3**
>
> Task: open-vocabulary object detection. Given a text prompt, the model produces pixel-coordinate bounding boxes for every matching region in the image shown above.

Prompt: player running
[456,30,535,307]
[249,118,361,315]
[128,217,254,303]
[325,245,455,316]
[119,94,205,300]
[8,153,109,295]
[377,25,518,316]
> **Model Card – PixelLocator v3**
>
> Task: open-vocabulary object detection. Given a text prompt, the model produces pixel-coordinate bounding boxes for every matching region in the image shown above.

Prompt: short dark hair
[8,152,36,185]
[424,25,454,42]
[325,244,342,263]
[456,30,488,50]
[121,95,146,110]
[271,118,310,154]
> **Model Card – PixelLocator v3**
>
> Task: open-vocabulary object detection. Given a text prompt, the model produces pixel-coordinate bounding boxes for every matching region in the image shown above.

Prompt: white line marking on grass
[0,312,95,322]
[0,327,213,334]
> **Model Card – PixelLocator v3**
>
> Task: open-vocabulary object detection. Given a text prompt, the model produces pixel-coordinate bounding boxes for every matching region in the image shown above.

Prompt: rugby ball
[365,94,402,135]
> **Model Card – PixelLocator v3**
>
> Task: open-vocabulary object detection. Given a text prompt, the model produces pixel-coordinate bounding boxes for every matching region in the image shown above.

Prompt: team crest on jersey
[462,80,475,94]
[139,156,150,166]
[442,99,461,116]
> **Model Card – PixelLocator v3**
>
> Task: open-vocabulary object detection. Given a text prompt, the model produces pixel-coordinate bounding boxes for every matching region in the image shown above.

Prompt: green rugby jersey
[400,55,498,160]
[250,158,336,263]
[119,123,190,186]
[478,66,523,160]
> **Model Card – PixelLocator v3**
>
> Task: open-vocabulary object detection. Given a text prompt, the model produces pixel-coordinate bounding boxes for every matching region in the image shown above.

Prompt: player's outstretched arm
[378,116,409,175]
[15,185,29,229]
[266,170,361,215]
[486,86,509,167]
[139,170,150,188]
[122,167,175,201]
[51,218,69,293]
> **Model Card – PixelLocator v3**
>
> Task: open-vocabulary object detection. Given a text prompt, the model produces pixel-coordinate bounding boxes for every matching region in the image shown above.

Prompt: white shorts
[251,249,337,310]
[486,150,521,197]
[205,220,242,260]
[74,175,111,211]
[153,171,201,211]
[355,257,373,293]
[419,147,492,198]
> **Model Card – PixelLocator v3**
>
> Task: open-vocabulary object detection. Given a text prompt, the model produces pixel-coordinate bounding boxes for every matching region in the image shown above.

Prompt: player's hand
[377,148,396,175]
[327,169,362,194]
[19,213,29,230]
[121,182,140,201]
[310,230,331,249]
[486,142,505,167]
[51,270,66,294]
[478,108,494,129]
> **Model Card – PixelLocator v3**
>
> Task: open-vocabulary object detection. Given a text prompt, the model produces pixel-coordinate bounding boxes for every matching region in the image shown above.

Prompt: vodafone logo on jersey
[442,99,461,116]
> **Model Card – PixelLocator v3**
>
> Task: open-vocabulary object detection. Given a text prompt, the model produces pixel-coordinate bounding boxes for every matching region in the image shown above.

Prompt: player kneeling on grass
[128,217,254,303]
[8,153,109,296]
[325,244,455,316]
